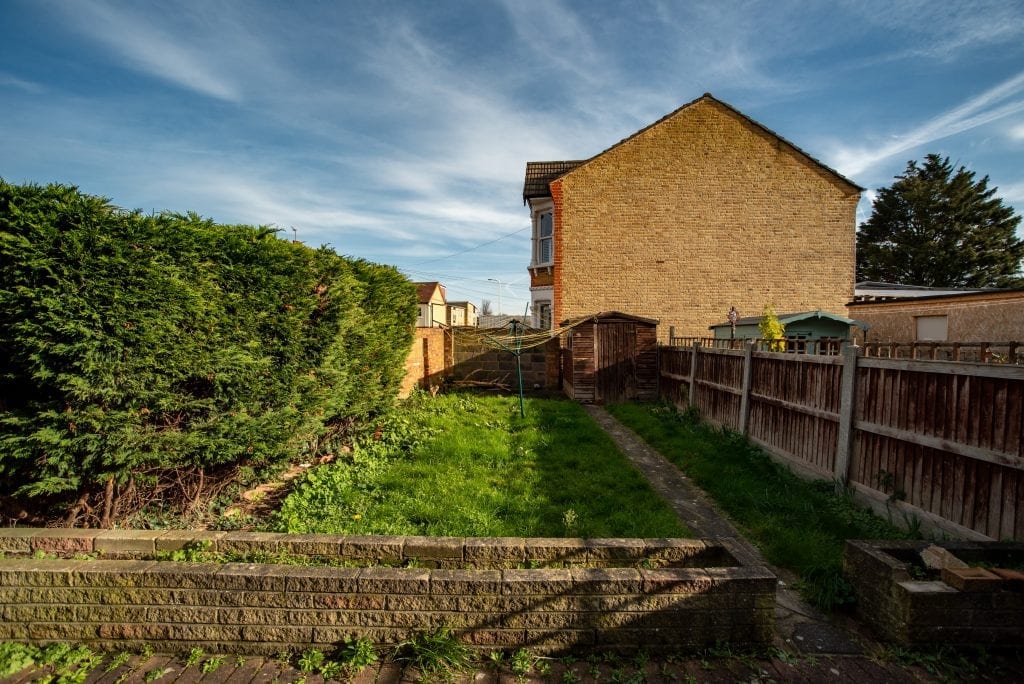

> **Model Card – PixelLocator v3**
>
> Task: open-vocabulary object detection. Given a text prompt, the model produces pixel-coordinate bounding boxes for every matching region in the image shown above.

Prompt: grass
[271,391,690,538]
[606,402,917,610]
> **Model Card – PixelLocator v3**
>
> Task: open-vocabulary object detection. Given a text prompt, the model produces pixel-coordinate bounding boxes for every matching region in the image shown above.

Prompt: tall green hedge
[0,180,417,523]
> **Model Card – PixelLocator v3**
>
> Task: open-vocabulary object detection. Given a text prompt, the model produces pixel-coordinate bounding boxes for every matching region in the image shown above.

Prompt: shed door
[595,322,637,402]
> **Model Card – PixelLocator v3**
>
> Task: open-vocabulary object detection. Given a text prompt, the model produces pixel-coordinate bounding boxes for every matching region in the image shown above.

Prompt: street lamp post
[487,278,502,315]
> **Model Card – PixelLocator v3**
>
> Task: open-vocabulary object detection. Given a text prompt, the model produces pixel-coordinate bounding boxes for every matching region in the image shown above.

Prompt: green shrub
[0,180,416,524]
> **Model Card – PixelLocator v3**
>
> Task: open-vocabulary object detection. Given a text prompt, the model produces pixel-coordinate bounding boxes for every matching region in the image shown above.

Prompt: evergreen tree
[856,154,1023,288]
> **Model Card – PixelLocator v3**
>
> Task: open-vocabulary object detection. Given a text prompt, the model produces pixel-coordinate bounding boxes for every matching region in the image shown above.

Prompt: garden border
[0,529,774,655]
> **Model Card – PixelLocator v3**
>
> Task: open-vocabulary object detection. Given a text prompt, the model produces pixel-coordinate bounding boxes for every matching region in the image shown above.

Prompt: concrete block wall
[553,98,860,341]
[0,529,775,655]
[450,334,560,390]
[848,292,1024,343]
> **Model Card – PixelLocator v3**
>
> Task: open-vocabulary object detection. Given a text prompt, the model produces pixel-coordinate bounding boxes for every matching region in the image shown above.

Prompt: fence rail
[669,336,848,355]
[862,340,1023,364]
[659,342,1024,542]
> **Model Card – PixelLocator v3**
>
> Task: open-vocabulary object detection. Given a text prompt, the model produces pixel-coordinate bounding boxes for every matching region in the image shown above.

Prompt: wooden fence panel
[747,353,843,476]
[659,345,1024,541]
[850,359,1024,540]
[692,349,743,429]
[658,347,692,408]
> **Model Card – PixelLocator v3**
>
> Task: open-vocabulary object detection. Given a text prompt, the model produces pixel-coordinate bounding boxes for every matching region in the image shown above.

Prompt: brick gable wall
[555,99,858,340]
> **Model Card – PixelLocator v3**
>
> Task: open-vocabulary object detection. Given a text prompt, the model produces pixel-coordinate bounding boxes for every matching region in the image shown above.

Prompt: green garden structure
[708,310,869,353]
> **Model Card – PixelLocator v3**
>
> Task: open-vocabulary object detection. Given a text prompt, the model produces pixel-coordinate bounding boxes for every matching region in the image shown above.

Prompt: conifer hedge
[0,180,417,525]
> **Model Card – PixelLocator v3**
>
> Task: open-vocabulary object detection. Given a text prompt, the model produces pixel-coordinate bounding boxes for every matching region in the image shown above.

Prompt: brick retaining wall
[0,529,774,655]
[844,540,1024,646]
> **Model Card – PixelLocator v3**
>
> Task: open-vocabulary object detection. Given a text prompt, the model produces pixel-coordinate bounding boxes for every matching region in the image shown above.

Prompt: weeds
[184,647,205,667]
[272,393,689,538]
[396,626,476,680]
[297,648,325,673]
[105,651,132,673]
[200,656,224,674]
[608,401,918,610]
[880,645,997,683]
[0,642,38,678]
[338,635,378,672]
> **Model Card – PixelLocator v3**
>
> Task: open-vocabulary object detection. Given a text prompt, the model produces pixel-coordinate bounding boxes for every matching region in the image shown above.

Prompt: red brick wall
[400,328,449,397]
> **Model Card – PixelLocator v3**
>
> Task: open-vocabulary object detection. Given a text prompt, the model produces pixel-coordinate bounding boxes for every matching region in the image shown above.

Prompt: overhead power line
[406,226,530,266]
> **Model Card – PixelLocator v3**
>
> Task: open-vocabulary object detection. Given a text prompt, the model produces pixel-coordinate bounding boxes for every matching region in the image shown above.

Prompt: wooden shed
[561,312,659,403]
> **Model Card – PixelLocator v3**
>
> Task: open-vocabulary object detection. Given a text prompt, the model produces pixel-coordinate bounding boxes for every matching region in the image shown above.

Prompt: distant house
[523,93,862,338]
[446,301,479,327]
[415,281,447,328]
[848,281,1024,343]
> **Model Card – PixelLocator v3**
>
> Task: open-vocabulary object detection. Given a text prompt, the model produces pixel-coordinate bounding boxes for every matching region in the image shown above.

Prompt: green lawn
[606,402,916,610]
[271,393,689,538]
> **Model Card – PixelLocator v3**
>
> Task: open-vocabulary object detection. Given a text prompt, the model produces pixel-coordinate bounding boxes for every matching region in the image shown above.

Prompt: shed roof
[709,310,869,330]
[522,93,863,203]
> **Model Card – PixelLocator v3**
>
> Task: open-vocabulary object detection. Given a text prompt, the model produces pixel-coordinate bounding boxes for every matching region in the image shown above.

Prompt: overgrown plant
[608,402,917,610]
[396,626,476,679]
[338,636,378,673]
[758,303,786,351]
[0,180,416,526]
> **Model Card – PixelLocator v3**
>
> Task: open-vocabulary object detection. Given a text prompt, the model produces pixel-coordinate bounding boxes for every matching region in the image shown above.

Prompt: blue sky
[2,1,1024,315]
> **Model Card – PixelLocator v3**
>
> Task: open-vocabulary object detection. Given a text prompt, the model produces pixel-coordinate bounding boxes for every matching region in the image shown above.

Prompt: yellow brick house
[524,93,863,339]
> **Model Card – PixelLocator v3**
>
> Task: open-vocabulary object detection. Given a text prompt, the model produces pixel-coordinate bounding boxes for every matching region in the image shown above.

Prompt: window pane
[916,315,948,341]
[539,212,553,237]
[540,237,552,263]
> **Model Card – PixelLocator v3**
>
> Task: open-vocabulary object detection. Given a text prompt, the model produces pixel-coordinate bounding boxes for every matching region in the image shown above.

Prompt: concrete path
[582,405,864,658]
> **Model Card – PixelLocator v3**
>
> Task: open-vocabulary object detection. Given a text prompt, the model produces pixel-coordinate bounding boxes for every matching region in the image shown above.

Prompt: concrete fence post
[688,340,700,408]
[833,342,860,491]
[738,341,754,435]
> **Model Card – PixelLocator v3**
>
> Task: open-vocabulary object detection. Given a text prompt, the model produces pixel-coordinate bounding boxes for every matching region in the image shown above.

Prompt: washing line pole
[481,319,527,418]
[511,320,525,418]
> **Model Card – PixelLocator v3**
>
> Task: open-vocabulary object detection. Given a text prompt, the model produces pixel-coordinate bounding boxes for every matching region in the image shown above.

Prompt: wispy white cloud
[1009,123,1024,142]
[158,169,418,242]
[828,70,1024,177]
[396,198,525,232]
[496,0,607,87]
[650,1,814,98]
[0,72,45,94]
[850,0,1024,62]
[57,1,241,101]
[51,1,296,103]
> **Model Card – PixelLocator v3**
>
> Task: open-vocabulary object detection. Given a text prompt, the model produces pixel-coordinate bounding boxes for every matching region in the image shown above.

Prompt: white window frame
[530,199,555,267]
[915,315,948,342]
[530,285,554,329]
[536,301,552,330]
